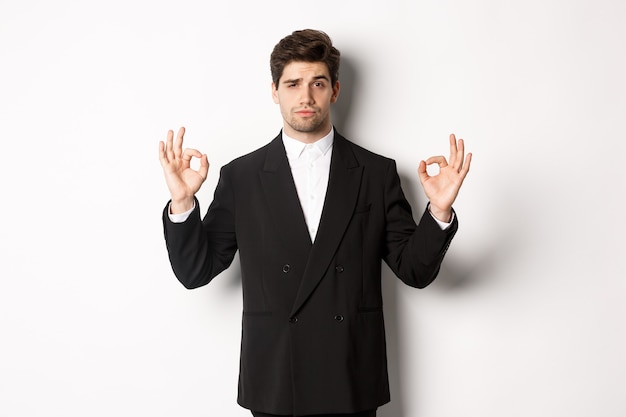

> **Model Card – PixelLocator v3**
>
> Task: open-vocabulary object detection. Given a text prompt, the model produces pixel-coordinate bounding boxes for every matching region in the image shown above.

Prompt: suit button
[282,264,291,273]
[289,316,298,324]
[334,315,344,322]
[335,265,344,273]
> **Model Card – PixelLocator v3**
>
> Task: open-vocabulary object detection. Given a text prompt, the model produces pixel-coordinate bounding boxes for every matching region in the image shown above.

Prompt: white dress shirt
[282,130,333,241]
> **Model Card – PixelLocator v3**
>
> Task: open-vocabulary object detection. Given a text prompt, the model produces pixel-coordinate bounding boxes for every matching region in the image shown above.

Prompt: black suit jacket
[162,131,457,416]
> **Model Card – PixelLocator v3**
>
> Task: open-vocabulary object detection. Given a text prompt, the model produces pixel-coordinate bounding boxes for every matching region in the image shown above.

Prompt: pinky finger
[460,153,473,177]
[158,141,168,165]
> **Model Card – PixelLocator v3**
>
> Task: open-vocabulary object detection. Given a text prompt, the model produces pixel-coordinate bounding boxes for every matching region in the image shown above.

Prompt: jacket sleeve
[162,165,238,289]
[382,160,458,288]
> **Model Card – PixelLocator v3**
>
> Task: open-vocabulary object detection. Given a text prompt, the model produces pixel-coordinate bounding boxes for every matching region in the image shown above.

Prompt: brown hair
[270,29,341,88]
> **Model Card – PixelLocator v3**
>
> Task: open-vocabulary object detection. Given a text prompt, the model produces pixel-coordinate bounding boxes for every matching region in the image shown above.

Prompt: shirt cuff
[168,201,195,223]
[428,205,455,230]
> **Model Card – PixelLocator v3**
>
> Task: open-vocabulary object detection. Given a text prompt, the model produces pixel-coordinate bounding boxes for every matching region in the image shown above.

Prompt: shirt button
[289,316,298,324]
[335,265,345,273]
[334,315,344,322]
[282,264,291,273]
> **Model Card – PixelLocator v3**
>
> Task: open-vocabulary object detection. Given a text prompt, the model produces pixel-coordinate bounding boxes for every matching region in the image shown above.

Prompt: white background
[1,0,625,416]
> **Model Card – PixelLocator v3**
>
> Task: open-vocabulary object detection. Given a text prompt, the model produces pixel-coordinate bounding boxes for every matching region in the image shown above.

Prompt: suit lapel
[259,135,313,257]
[290,134,363,316]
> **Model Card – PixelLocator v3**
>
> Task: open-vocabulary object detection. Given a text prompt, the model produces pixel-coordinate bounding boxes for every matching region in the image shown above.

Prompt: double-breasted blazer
[162,130,458,416]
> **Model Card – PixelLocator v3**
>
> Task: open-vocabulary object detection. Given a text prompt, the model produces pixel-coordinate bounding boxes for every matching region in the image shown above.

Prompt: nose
[299,87,313,104]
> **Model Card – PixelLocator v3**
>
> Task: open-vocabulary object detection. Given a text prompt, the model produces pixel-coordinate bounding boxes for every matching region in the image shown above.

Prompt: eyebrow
[282,75,330,84]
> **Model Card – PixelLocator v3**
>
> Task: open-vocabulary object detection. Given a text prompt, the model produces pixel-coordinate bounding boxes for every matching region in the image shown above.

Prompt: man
[159,29,471,417]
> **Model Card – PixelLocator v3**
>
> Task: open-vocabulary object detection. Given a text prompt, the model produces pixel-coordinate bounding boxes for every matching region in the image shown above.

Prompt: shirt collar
[282,128,334,159]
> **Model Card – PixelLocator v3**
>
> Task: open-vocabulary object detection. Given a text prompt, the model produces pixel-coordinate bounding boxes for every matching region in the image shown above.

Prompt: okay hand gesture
[158,127,209,213]
[418,134,472,222]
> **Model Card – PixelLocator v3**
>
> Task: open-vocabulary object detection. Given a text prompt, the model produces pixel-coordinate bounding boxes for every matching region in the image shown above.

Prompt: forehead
[280,61,330,81]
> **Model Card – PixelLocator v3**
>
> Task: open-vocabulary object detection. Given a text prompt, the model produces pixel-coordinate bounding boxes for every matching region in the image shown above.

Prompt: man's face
[272,61,340,143]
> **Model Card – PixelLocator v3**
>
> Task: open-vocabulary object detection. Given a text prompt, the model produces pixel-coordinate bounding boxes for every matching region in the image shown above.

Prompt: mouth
[295,109,316,117]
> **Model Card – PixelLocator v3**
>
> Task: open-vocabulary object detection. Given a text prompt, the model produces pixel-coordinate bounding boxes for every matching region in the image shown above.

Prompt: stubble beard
[286,110,328,134]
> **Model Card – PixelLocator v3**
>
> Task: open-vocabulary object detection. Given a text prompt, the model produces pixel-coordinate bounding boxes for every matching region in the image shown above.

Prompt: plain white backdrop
[1,0,625,416]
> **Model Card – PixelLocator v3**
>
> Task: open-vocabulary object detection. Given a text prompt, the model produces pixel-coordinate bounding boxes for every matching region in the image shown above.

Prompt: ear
[271,82,279,104]
[330,81,340,103]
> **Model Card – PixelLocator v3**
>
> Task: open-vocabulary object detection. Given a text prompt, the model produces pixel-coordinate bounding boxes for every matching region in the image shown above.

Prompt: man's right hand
[158,127,209,214]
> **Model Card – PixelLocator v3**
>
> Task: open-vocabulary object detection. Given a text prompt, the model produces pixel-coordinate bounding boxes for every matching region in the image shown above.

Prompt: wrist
[170,197,195,214]
[428,204,452,223]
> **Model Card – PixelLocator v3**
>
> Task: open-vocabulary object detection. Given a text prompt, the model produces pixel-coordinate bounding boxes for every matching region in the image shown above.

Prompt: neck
[283,125,333,144]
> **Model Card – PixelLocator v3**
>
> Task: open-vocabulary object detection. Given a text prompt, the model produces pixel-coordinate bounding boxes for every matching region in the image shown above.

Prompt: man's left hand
[418,133,472,222]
